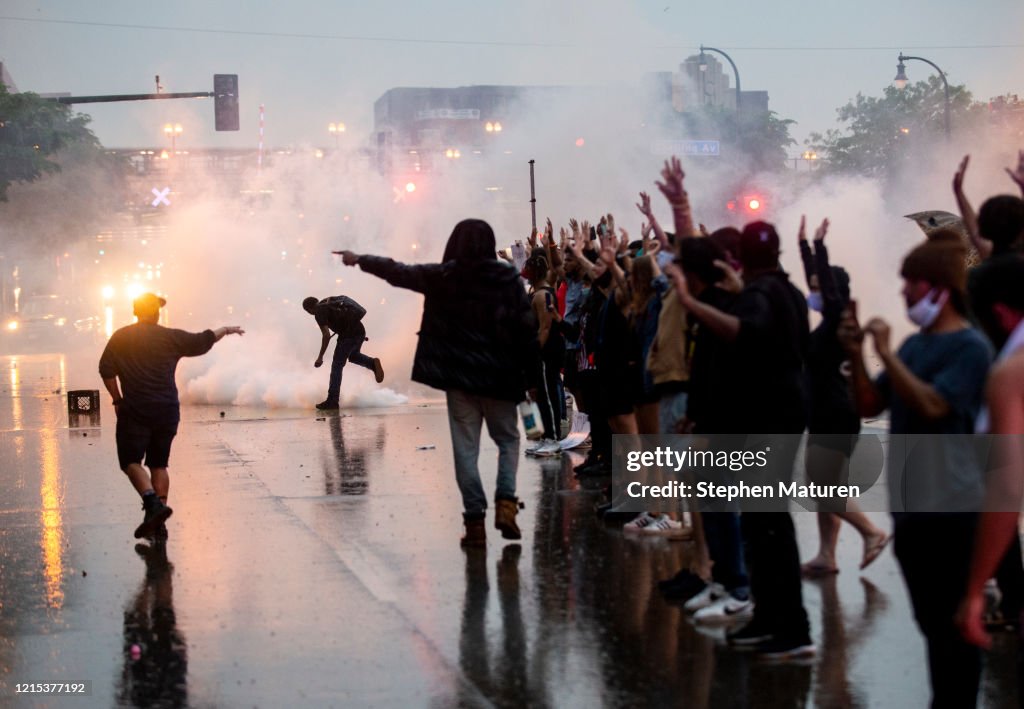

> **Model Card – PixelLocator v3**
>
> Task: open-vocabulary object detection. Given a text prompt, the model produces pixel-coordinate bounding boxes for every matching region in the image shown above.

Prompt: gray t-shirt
[876,327,993,513]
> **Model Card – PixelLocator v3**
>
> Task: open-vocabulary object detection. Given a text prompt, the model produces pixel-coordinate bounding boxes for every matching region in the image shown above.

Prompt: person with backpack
[302,294,384,410]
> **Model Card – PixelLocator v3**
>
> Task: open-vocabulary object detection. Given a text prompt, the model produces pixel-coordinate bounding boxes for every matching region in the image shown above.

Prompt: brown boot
[461,516,486,548]
[494,498,524,540]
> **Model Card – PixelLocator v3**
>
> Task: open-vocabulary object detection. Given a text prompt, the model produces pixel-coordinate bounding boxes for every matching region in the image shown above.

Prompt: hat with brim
[133,292,167,316]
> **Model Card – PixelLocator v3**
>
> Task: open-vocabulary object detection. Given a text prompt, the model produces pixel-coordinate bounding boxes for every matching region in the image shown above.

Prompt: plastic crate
[67,390,100,414]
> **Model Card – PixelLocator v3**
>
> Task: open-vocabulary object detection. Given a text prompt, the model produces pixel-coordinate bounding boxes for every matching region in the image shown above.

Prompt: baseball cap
[133,292,167,316]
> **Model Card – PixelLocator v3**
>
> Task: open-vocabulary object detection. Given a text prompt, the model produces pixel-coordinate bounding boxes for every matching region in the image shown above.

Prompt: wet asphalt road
[0,352,1020,708]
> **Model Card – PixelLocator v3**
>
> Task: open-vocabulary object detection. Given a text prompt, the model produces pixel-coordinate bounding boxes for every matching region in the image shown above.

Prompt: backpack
[320,295,366,332]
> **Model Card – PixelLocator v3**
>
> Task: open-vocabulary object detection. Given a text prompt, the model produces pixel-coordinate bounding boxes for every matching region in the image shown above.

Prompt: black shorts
[807,432,857,458]
[116,414,178,470]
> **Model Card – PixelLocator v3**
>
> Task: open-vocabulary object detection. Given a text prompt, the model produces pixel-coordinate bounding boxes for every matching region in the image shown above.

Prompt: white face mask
[806,292,823,313]
[906,288,949,329]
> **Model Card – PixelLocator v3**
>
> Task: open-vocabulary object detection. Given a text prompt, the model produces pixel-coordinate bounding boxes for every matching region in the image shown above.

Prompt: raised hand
[617,228,629,254]
[599,247,617,266]
[641,221,652,240]
[606,213,616,237]
[698,223,710,237]
[545,217,554,242]
[528,226,539,249]
[1006,149,1024,195]
[636,191,653,217]
[953,155,970,198]
[864,317,892,358]
[814,218,830,242]
[656,156,686,205]
[798,215,808,242]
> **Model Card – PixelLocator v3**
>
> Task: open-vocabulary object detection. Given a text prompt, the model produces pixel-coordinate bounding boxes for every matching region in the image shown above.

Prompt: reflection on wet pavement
[118,544,188,707]
[0,352,1020,707]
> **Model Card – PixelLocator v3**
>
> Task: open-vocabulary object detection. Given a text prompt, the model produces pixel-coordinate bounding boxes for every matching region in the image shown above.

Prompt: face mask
[806,292,823,313]
[906,288,948,329]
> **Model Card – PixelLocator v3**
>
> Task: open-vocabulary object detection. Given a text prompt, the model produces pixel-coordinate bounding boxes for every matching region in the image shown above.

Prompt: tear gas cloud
[44,78,1024,410]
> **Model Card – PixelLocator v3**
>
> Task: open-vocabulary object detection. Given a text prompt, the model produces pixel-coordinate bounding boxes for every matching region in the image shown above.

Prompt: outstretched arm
[335,250,442,294]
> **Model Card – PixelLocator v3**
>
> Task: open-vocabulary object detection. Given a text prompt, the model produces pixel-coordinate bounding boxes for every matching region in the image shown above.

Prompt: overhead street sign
[651,139,721,156]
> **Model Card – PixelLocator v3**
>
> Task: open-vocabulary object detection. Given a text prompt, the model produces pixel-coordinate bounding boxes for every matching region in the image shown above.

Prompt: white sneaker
[526,438,556,455]
[693,594,754,624]
[623,511,658,534]
[639,514,686,537]
[532,439,563,457]
[684,582,725,613]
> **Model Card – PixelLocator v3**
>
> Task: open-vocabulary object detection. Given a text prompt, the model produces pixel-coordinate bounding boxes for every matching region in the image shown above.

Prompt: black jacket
[358,255,539,402]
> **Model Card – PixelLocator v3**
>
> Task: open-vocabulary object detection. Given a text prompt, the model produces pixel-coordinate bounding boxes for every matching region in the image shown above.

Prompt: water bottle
[519,399,543,440]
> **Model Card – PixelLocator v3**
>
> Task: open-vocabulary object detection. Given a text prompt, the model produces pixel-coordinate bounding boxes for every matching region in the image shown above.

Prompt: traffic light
[214,74,239,131]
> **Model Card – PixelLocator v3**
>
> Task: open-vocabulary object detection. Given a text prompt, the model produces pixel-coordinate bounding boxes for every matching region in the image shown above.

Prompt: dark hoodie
[356,230,539,401]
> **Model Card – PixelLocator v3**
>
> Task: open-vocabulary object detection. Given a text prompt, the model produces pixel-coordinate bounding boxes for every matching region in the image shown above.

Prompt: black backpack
[320,295,367,331]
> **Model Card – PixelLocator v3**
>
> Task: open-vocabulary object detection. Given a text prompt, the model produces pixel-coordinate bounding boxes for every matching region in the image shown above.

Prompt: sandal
[860,533,890,570]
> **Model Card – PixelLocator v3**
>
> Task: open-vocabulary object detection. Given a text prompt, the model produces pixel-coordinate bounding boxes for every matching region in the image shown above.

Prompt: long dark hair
[442,219,497,263]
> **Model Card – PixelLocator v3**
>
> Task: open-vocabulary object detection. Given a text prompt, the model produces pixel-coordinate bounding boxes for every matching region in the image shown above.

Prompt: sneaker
[661,574,708,602]
[693,594,754,624]
[727,618,775,647]
[639,514,688,538]
[684,582,725,613]
[316,399,340,410]
[658,568,698,590]
[623,511,658,534]
[755,636,816,661]
[533,440,563,457]
[372,358,385,383]
[134,497,173,540]
[526,438,558,456]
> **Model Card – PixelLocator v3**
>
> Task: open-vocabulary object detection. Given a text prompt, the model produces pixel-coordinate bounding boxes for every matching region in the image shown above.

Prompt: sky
[2,0,1023,151]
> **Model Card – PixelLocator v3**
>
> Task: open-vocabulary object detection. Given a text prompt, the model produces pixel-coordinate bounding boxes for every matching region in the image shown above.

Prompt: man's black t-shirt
[687,285,738,433]
[99,322,216,424]
[728,270,810,433]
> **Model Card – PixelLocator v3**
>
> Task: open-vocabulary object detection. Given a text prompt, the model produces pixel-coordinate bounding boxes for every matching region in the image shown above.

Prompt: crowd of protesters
[338,149,1024,704]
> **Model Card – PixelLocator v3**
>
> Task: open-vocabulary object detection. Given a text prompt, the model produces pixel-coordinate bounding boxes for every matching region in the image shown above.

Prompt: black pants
[578,369,611,459]
[535,345,563,441]
[996,533,1024,620]
[741,512,810,642]
[893,513,981,709]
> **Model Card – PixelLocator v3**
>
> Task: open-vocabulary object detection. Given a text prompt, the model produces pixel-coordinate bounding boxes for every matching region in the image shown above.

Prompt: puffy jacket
[358,255,540,402]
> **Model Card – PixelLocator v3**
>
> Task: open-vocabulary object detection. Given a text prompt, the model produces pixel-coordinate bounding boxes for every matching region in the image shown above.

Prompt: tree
[683,106,796,172]
[0,85,125,254]
[806,76,983,178]
[0,84,103,201]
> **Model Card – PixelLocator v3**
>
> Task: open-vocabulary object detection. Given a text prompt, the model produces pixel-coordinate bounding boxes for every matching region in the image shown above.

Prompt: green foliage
[683,106,796,172]
[806,76,984,178]
[0,84,101,201]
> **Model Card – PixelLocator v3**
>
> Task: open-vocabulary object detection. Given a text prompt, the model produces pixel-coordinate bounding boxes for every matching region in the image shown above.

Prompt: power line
[1,15,1023,51]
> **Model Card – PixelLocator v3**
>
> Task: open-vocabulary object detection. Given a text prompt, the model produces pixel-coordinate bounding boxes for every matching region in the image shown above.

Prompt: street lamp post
[163,123,182,152]
[699,45,741,117]
[894,53,951,139]
[328,122,346,148]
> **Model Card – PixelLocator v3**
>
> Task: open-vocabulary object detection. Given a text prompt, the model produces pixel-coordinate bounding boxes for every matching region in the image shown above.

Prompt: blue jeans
[327,332,374,402]
[446,390,520,518]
